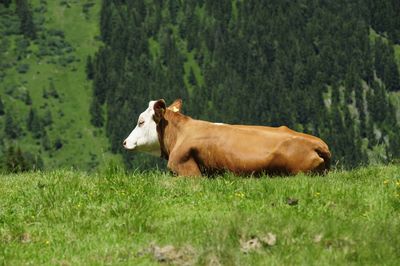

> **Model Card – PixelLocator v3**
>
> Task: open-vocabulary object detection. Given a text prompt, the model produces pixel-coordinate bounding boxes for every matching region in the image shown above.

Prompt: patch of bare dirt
[313,234,323,243]
[240,232,277,253]
[286,197,299,206]
[240,237,262,253]
[20,232,32,244]
[138,243,197,265]
[205,254,222,266]
[260,232,277,246]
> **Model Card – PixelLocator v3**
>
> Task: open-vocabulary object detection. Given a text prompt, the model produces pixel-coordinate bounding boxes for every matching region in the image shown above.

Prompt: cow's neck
[157,111,188,160]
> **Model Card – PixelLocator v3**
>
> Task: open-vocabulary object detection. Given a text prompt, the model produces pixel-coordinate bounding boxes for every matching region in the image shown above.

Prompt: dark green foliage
[3,145,43,172]
[82,2,95,19]
[4,111,20,139]
[42,109,52,127]
[92,47,109,104]
[22,151,44,170]
[384,59,400,92]
[369,82,389,123]
[99,0,113,44]
[41,81,59,99]
[42,88,49,99]
[27,108,35,131]
[16,0,36,39]
[90,97,104,127]
[0,96,4,115]
[17,64,29,73]
[4,146,27,173]
[41,130,51,151]
[367,0,400,44]
[48,80,59,98]
[0,0,12,8]
[92,0,400,169]
[374,38,400,91]
[388,127,400,160]
[27,108,43,138]
[34,28,74,62]
[15,37,30,59]
[24,90,32,105]
[54,137,63,150]
[85,55,94,80]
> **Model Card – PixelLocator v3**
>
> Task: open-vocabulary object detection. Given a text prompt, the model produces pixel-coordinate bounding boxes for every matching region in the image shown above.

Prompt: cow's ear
[167,98,182,113]
[153,99,166,123]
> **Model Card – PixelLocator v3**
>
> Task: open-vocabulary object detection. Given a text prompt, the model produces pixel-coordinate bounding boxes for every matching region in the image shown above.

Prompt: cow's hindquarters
[264,135,331,175]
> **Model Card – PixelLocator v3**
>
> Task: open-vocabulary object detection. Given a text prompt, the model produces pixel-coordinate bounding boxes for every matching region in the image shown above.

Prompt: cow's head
[122,99,182,156]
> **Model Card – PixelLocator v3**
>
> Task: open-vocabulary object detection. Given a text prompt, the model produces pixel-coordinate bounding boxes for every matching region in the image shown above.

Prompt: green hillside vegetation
[92,0,400,170]
[0,0,118,171]
[1,165,399,264]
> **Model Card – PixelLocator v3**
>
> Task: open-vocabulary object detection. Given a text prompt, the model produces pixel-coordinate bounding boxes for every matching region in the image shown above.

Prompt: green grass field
[1,165,399,265]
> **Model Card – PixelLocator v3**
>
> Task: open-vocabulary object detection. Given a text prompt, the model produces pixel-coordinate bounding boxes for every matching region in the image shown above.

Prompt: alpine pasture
[1,165,399,265]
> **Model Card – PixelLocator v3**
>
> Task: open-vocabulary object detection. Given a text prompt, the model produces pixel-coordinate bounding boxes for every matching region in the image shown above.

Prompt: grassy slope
[0,1,119,169]
[1,165,399,265]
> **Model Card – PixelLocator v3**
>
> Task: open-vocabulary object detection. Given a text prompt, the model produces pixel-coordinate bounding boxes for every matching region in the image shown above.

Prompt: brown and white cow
[123,99,331,176]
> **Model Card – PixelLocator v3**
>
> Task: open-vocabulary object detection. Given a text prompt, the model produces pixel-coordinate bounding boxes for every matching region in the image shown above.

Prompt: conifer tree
[86,55,94,80]
[27,107,35,131]
[16,0,36,39]
[330,105,346,165]
[25,91,32,105]
[54,138,63,150]
[15,147,28,172]
[93,48,109,104]
[4,145,17,172]
[388,128,400,160]
[27,108,43,138]
[100,0,113,44]
[0,96,4,116]
[41,130,51,151]
[366,120,376,148]
[4,146,28,173]
[35,154,44,170]
[42,88,49,99]
[49,81,59,98]
[42,110,53,127]
[384,60,400,91]
[90,97,104,127]
[4,112,19,139]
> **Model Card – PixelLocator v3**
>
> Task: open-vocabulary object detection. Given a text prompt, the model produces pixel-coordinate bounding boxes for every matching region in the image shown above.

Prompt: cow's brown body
[157,109,331,176]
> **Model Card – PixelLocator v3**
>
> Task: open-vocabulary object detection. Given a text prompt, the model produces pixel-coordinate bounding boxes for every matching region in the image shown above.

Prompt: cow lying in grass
[123,99,331,176]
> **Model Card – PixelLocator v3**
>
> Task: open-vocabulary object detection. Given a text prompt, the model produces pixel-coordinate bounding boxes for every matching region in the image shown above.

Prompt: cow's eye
[138,120,144,127]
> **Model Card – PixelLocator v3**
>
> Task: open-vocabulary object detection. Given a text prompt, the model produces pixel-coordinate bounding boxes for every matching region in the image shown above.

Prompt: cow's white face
[123,101,160,156]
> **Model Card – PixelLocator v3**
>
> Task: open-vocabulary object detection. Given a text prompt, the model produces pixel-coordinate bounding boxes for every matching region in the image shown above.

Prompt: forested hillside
[0,0,117,171]
[91,0,400,169]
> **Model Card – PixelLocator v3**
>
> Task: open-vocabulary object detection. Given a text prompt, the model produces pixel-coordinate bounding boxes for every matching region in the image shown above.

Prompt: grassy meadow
[1,165,399,265]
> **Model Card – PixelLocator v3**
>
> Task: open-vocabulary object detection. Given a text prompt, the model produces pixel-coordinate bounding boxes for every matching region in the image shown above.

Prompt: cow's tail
[315,144,331,173]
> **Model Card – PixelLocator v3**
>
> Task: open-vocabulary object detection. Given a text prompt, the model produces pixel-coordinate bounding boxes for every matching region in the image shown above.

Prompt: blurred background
[0,0,399,172]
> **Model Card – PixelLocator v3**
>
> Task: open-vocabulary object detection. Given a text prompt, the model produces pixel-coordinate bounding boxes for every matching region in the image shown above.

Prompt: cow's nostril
[123,140,127,146]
